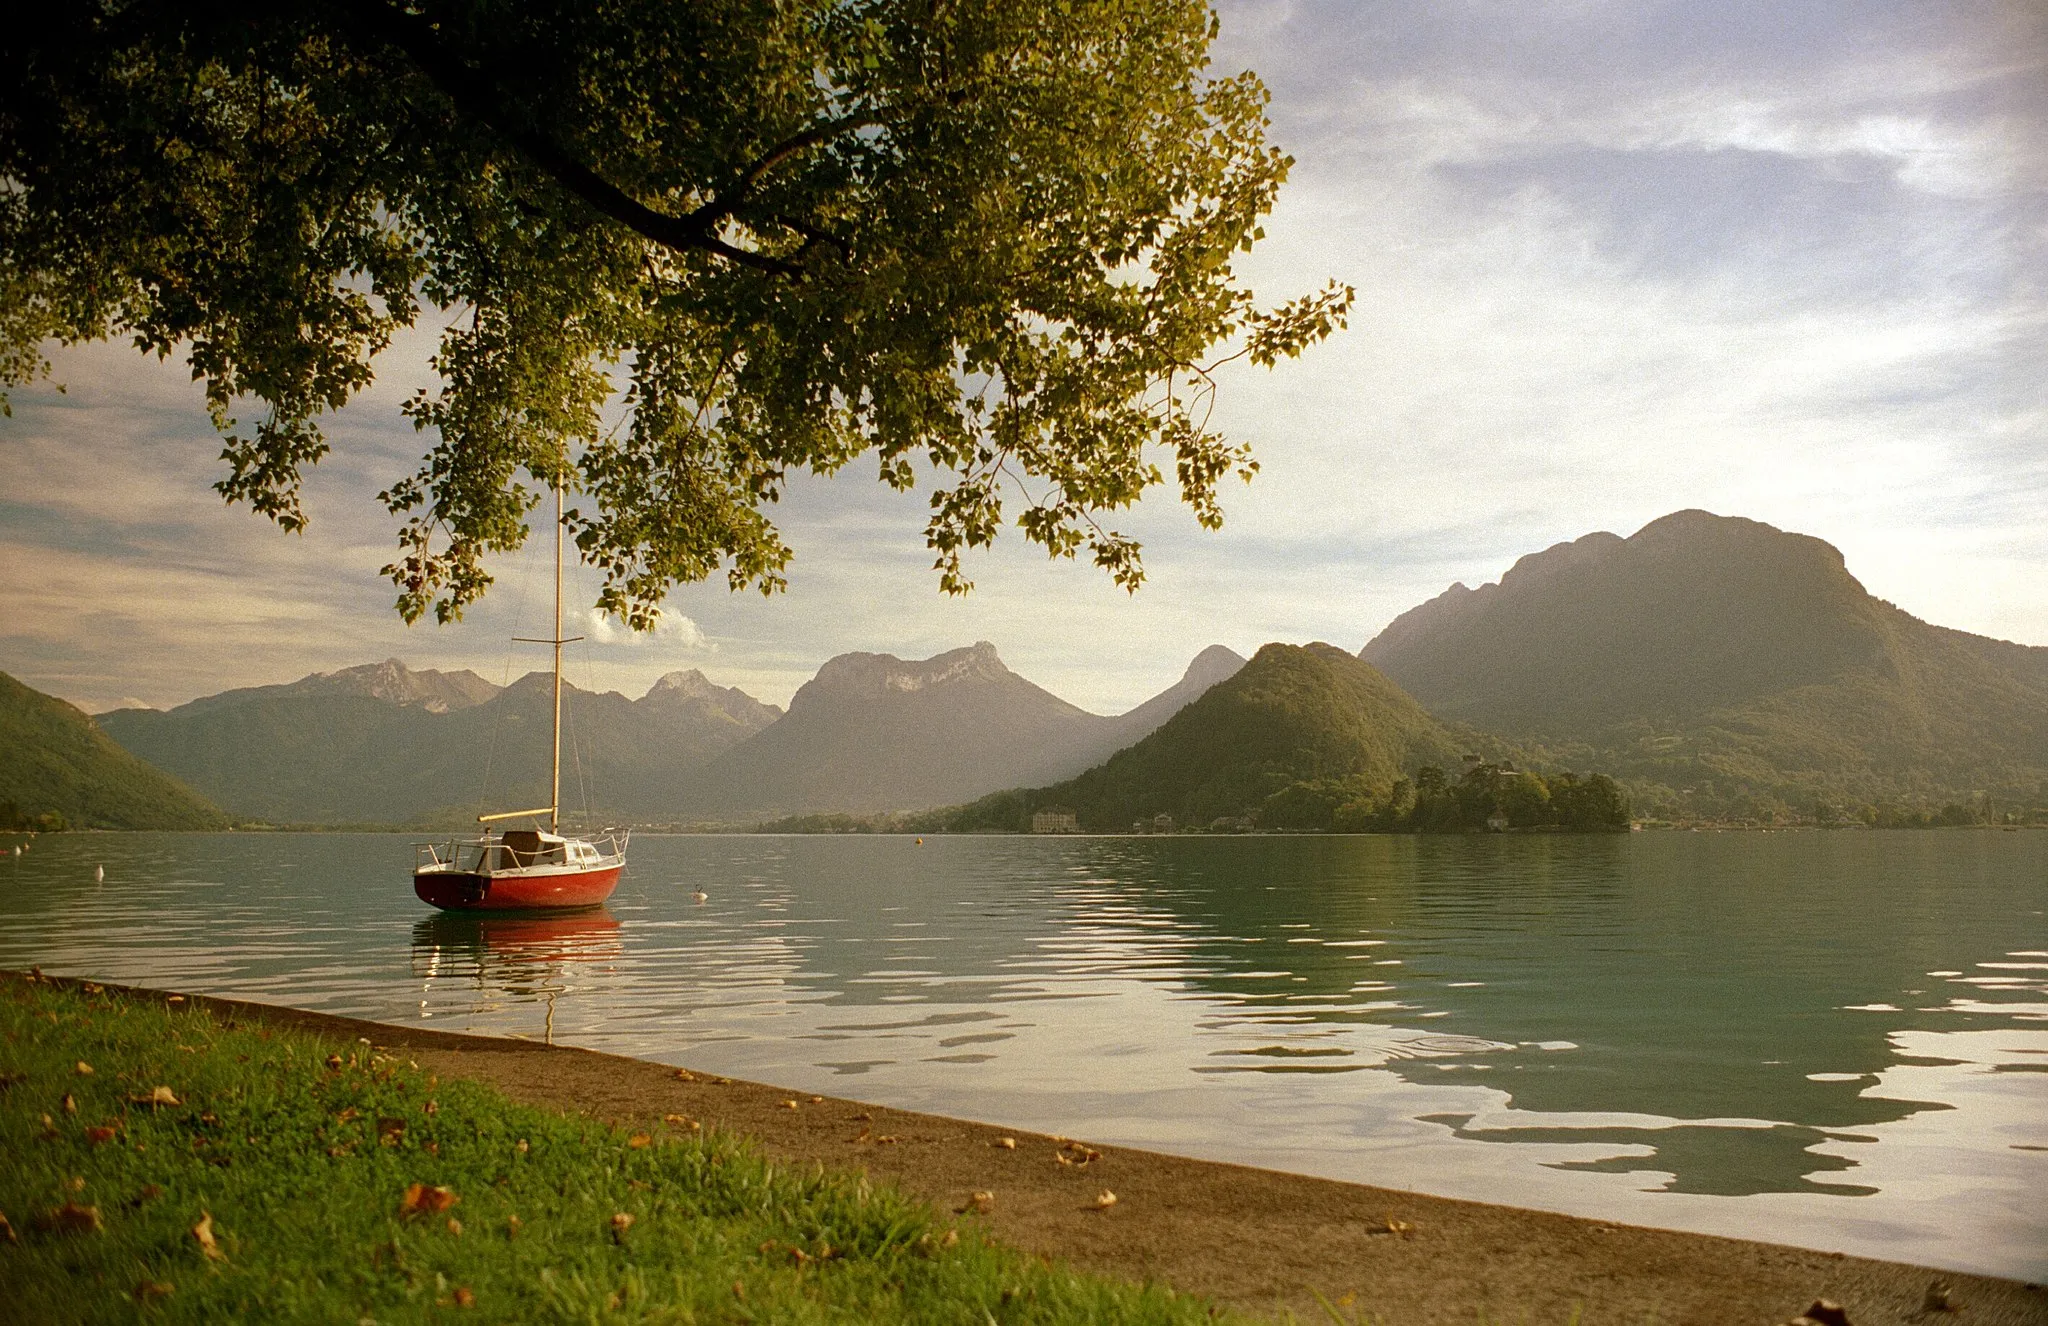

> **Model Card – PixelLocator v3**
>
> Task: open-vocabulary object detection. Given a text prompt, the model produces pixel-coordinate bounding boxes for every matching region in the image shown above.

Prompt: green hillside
[0,672,227,830]
[1363,511,2048,820]
[941,643,1496,831]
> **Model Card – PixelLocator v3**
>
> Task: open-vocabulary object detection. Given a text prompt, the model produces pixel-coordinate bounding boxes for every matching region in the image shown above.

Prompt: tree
[1,0,1349,626]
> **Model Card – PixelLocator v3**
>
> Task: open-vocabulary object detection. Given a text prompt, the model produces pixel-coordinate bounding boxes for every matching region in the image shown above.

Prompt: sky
[3,0,2045,715]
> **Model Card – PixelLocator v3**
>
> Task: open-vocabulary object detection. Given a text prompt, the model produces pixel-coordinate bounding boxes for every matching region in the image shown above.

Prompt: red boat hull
[413,864,622,911]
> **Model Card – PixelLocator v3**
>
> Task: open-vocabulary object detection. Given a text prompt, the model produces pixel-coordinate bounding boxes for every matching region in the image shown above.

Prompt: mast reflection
[411,909,623,1043]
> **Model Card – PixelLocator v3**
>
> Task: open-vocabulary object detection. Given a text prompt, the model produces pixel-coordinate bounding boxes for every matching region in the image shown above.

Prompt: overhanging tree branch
[334,0,853,276]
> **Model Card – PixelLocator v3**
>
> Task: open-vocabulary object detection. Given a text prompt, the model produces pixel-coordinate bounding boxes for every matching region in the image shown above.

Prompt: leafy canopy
[1,0,1350,625]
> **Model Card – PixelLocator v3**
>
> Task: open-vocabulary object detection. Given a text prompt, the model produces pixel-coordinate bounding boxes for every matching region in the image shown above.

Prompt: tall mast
[551,480,563,834]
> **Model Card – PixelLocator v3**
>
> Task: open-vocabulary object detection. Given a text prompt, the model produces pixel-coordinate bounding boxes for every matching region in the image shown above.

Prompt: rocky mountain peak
[303,659,498,713]
[645,669,716,701]
[801,641,1014,705]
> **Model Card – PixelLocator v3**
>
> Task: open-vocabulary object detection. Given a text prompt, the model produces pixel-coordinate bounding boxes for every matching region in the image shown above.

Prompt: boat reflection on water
[410,909,623,1043]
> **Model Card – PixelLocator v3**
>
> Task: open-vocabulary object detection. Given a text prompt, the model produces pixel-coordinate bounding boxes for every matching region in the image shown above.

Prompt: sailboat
[413,483,628,911]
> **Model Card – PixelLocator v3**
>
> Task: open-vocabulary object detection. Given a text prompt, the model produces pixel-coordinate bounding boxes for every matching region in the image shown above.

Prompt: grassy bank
[0,973,1225,1323]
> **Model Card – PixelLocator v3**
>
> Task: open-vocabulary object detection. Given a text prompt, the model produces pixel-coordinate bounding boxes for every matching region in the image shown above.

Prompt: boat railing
[415,830,628,872]
[414,837,494,872]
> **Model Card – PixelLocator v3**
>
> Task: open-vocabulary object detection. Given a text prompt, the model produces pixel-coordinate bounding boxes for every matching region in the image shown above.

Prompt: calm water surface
[3,831,2044,1279]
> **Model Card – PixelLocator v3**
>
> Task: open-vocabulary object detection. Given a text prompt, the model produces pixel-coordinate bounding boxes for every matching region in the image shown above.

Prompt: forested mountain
[939,643,1480,832]
[99,662,780,825]
[0,672,225,830]
[679,642,1245,817]
[1362,510,2048,817]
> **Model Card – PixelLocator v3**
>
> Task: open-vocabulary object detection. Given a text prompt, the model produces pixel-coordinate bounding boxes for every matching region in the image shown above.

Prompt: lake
[3,830,2043,1280]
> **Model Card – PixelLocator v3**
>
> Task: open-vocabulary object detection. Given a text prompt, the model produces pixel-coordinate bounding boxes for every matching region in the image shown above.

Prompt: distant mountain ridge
[1,672,225,829]
[95,644,1246,824]
[173,658,500,718]
[1362,509,2048,814]
[100,663,783,825]
[679,642,1247,817]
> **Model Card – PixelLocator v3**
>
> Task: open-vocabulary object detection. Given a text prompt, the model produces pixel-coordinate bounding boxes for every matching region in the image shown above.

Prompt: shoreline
[33,973,2046,1326]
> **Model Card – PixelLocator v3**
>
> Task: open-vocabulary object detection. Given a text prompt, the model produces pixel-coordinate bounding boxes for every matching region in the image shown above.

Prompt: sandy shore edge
[23,973,2046,1326]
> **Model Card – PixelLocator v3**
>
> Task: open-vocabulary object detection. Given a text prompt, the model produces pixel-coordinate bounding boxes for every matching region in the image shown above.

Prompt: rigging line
[569,616,596,824]
[475,526,544,813]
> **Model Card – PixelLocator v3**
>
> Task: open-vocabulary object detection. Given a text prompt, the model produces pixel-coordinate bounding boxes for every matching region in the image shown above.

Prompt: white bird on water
[690,890,708,904]
[95,865,105,882]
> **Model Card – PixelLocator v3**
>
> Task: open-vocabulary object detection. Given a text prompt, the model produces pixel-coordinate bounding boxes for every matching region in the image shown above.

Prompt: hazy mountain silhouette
[1362,510,2048,812]
[1,672,225,829]
[93,645,1245,824]
[171,658,500,718]
[941,643,1471,831]
[99,662,780,824]
[679,642,1245,817]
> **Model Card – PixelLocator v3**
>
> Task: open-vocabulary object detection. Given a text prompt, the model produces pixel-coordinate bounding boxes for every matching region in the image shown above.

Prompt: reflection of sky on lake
[2,830,2043,1279]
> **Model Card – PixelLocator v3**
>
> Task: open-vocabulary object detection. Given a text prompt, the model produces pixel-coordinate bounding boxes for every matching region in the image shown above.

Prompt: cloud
[579,608,710,651]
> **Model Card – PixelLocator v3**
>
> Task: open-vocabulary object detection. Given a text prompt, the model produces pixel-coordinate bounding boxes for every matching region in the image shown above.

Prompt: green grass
[0,974,1227,1323]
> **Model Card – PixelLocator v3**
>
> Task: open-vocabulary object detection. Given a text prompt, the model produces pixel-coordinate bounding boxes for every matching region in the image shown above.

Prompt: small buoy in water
[916,837,924,845]
[690,890,708,904]
[94,865,104,882]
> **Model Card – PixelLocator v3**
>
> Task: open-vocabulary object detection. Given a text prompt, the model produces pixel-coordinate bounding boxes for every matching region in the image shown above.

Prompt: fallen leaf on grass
[74,1061,93,1076]
[453,1286,475,1308]
[627,1133,652,1149]
[131,1086,180,1108]
[446,1217,463,1236]
[377,1117,406,1145]
[335,1107,360,1124]
[515,1139,528,1155]
[672,1069,696,1081]
[166,995,185,1004]
[809,1095,824,1104]
[1089,1190,1117,1211]
[133,1279,174,1302]
[324,1054,343,1070]
[85,1125,119,1146]
[876,1134,899,1145]
[994,1137,1017,1150]
[958,1191,995,1215]
[37,1112,57,1141]
[505,1215,522,1238]
[780,1099,799,1110]
[0,1212,15,1243]
[61,1093,76,1115]
[398,1184,458,1217]
[424,1099,438,1116]
[610,1212,634,1243]
[662,1113,700,1131]
[192,1211,224,1259]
